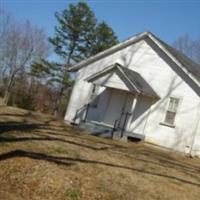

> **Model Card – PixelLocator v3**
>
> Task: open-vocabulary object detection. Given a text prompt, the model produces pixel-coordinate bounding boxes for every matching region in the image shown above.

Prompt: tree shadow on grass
[0,120,126,151]
[0,149,200,188]
[0,149,74,166]
[0,121,73,135]
[139,149,200,171]
[113,150,200,183]
[0,135,111,151]
[1,121,200,185]
[33,130,126,150]
[0,122,40,133]
[0,111,33,116]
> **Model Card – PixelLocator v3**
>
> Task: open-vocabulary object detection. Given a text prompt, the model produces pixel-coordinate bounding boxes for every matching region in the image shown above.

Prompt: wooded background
[0,2,199,117]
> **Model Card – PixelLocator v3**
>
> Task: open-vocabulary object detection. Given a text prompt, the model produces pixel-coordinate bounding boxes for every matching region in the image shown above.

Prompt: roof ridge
[147,32,200,86]
[69,31,200,88]
[68,31,149,72]
[149,32,200,69]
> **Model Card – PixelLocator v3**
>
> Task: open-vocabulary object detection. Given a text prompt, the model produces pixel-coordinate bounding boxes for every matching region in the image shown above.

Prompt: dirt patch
[0,106,200,200]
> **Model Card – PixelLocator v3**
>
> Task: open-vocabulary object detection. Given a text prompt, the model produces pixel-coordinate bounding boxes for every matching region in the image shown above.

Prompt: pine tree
[31,2,118,116]
[49,2,97,65]
[90,21,118,55]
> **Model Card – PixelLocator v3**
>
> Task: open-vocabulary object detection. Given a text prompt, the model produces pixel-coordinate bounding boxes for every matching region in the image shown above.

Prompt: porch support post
[126,93,139,130]
[83,103,90,122]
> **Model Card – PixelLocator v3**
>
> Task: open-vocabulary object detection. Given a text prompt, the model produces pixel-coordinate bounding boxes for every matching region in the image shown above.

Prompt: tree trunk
[2,72,16,106]
[2,90,10,106]
[53,86,64,116]
[53,43,75,116]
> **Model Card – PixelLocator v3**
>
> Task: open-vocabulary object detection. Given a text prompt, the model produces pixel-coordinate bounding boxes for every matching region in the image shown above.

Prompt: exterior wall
[127,95,152,135]
[190,107,200,156]
[87,87,110,123]
[65,39,200,155]
[92,70,130,91]
[100,89,127,125]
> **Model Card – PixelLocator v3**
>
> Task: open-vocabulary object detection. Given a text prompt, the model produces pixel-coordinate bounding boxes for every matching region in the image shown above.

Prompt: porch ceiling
[85,63,159,99]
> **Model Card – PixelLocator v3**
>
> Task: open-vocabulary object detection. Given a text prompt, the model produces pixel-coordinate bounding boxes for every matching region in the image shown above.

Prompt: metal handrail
[111,111,126,137]
[83,103,90,122]
[73,107,84,124]
[73,103,90,124]
[121,111,132,138]
[111,118,120,138]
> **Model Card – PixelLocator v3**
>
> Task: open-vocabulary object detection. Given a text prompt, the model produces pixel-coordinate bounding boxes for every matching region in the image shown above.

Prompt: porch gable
[85,63,159,99]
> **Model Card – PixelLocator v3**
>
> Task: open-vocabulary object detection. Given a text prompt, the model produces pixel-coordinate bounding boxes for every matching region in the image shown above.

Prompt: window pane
[164,111,176,125]
[174,99,179,111]
[168,100,173,111]
[168,97,179,112]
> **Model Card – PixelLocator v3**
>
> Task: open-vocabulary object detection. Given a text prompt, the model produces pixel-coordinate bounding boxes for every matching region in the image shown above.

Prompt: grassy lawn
[0,106,200,200]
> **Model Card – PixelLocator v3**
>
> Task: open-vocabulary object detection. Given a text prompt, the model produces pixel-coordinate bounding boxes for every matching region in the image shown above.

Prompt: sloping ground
[0,106,200,200]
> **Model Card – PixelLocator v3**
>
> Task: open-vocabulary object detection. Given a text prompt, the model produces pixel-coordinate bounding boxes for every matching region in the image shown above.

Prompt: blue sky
[1,0,200,44]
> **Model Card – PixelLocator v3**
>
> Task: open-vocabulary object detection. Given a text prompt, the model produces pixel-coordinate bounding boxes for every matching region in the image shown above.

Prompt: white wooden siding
[65,39,200,155]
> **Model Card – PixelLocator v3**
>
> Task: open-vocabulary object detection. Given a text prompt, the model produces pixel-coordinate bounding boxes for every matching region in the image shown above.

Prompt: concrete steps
[79,121,113,138]
[113,131,145,142]
[78,121,145,141]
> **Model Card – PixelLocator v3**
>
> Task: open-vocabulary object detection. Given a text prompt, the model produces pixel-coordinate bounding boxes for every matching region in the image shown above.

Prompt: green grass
[0,143,9,148]
[49,147,70,155]
[64,190,81,200]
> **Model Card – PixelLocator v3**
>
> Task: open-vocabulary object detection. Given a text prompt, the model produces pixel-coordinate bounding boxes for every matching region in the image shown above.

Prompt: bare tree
[193,34,200,63]
[0,9,49,105]
[173,33,200,64]
[0,9,12,78]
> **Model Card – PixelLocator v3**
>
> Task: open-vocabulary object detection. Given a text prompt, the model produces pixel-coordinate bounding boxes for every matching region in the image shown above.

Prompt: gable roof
[86,63,159,98]
[153,35,200,82]
[68,31,200,87]
[68,31,148,72]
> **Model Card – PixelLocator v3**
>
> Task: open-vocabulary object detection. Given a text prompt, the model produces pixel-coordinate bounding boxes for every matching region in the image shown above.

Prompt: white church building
[65,31,200,157]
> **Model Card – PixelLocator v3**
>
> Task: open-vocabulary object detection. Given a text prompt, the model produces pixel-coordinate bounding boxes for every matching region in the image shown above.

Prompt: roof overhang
[67,31,200,89]
[67,32,148,72]
[85,63,159,99]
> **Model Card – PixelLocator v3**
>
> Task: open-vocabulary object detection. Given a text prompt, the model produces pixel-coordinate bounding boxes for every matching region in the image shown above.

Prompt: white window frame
[161,96,182,128]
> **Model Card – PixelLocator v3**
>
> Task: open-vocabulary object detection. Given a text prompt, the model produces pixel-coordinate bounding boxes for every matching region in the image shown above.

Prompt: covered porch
[79,63,159,139]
